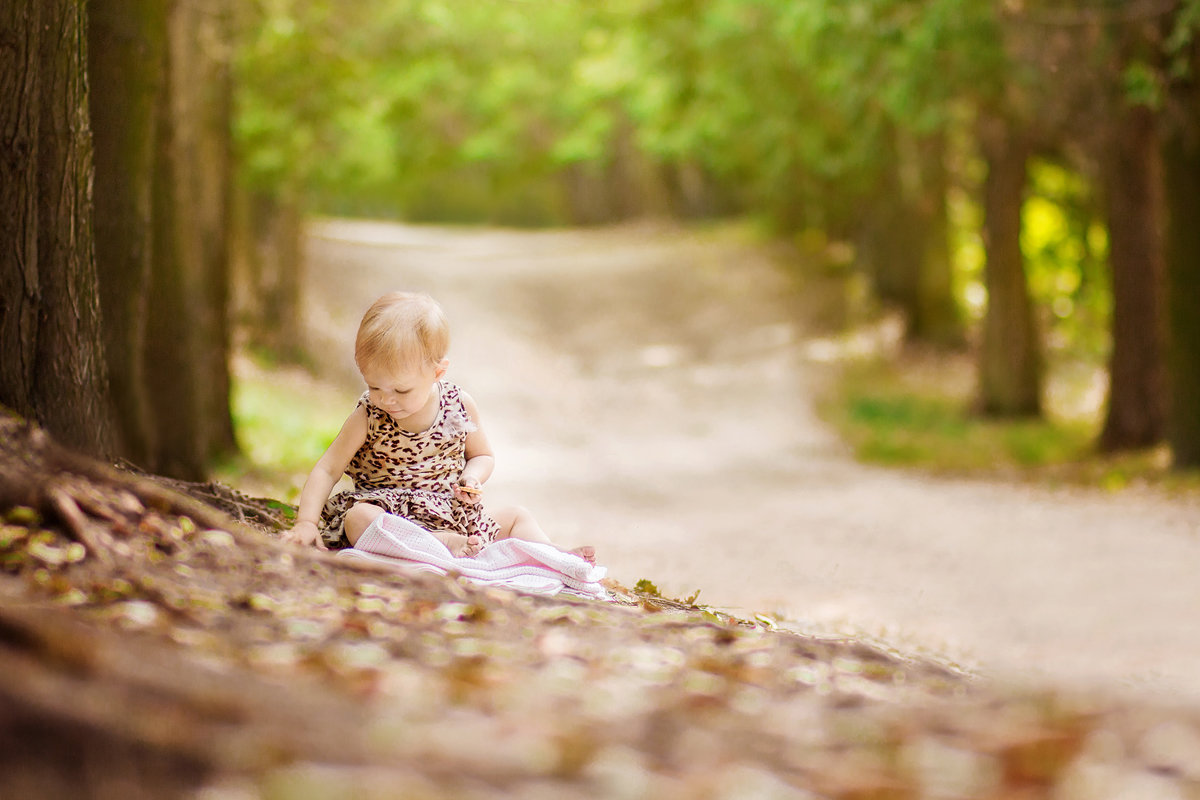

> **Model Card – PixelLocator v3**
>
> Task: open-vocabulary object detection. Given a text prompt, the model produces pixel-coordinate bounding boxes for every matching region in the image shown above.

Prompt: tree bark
[144,0,207,480]
[911,132,962,347]
[605,112,671,221]
[1162,59,1200,468]
[88,0,168,466]
[563,163,616,225]
[239,191,306,362]
[168,0,237,460]
[89,0,237,476]
[0,0,113,457]
[858,129,962,347]
[977,114,1042,417]
[858,138,919,323]
[0,4,42,413]
[1099,103,1167,451]
[663,161,724,219]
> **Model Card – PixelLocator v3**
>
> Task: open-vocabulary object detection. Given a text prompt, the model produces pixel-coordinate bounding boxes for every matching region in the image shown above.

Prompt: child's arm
[453,391,494,505]
[281,405,368,547]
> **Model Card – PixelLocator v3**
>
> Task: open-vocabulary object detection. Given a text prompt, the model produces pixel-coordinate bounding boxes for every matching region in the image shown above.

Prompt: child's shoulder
[441,381,482,418]
[354,390,382,424]
[440,379,468,401]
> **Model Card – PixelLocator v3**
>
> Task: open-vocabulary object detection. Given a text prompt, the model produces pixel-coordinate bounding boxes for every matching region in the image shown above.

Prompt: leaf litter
[2,413,1200,799]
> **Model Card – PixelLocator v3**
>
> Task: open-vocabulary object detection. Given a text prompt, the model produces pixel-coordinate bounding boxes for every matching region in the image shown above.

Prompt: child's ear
[434,358,449,380]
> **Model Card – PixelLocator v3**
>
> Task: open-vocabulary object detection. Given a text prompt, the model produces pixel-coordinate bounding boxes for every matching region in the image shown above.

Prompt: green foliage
[234,0,599,224]
[1021,161,1111,361]
[1123,61,1164,109]
[1167,0,1200,78]
[234,1,376,199]
[633,578,661,597]
[232,0,1010,230]
[612,0,1008,232]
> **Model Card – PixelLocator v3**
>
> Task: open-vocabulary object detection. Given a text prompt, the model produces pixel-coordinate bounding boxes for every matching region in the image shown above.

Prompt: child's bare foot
[435,531,482,558]
[456,535,485,559]
[570,545,596,565]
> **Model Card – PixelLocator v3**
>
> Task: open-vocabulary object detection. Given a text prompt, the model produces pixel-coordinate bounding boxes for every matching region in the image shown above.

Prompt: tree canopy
[234,0,1012,229]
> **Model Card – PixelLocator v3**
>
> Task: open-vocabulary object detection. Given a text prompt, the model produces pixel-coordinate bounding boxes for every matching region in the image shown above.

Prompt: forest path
[303,219,1200,706]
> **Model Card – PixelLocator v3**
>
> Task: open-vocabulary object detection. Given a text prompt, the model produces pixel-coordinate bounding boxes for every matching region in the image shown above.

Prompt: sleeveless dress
[319,381,501,549]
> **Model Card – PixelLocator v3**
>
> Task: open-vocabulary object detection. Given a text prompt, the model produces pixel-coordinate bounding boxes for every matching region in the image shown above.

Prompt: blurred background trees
[2,0,1199,473]
[232,0,1200,468]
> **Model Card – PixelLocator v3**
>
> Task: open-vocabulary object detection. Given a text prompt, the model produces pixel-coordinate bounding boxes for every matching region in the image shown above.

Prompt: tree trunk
[1162,68,1200,468]
[858,129,962,347]
[90,0,237,476]
[562,164,613,226]
[238,191,306,362]
[0,0,113,457]
[144,0,207,480]
[605,113,671,221]
[0,4,42,417]
[663,161,721,219]
[169,0,237,460]
[88,0,167,467]
[858,140,919,320]
[977,114,1042,417]
[911,132,963,347]
[1099,103,1167,451]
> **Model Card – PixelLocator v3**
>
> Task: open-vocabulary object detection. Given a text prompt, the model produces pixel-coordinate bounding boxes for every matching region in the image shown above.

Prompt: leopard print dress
[319,381,501,549]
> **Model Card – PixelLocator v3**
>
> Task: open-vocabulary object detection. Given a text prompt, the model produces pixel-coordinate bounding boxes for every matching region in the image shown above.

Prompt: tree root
[0,411,273,552]
[45,487,114,566]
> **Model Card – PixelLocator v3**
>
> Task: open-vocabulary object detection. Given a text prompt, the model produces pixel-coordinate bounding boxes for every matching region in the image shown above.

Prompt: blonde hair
[354,292,450,371]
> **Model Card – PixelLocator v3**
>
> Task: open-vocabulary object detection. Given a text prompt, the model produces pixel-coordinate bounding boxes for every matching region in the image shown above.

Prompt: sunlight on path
[304,218,1200,707]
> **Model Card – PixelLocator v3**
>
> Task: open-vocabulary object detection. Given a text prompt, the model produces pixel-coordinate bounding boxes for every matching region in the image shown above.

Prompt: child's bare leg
[490,505,595,564]
[345,503,482,556]
[344,502,385,545]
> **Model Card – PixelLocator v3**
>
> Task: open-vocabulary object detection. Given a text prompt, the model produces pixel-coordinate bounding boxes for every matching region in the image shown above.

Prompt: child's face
[360,359,447,423]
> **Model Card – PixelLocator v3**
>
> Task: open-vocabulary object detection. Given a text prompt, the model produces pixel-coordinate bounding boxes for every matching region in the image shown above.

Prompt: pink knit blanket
[338,512,608,601]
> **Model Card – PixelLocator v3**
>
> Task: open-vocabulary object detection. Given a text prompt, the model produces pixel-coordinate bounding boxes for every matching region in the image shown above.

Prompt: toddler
[281,291,593,563]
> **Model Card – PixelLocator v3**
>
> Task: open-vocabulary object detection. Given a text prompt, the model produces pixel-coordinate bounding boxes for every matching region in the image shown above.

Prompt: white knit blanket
[338,512,609,601]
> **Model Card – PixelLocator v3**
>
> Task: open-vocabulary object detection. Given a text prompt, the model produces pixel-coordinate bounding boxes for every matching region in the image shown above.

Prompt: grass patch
[820,352,1119,479]
[213,354,353,502]
[833,377,1093,474]
[822,351,1200,493]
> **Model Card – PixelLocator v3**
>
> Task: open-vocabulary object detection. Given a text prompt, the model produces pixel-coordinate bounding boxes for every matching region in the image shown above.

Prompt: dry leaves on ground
[2,413,1199,800]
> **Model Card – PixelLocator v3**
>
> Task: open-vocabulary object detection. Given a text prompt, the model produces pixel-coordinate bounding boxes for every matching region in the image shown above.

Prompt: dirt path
[304,219,1200,707]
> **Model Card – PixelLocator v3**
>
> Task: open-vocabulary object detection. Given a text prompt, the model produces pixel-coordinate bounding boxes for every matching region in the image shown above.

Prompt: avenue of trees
[2,0,1200,472]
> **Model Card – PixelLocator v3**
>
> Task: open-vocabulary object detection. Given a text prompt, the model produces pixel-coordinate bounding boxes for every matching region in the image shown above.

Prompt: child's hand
[280,520,327,549]
[453,479,483,505]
